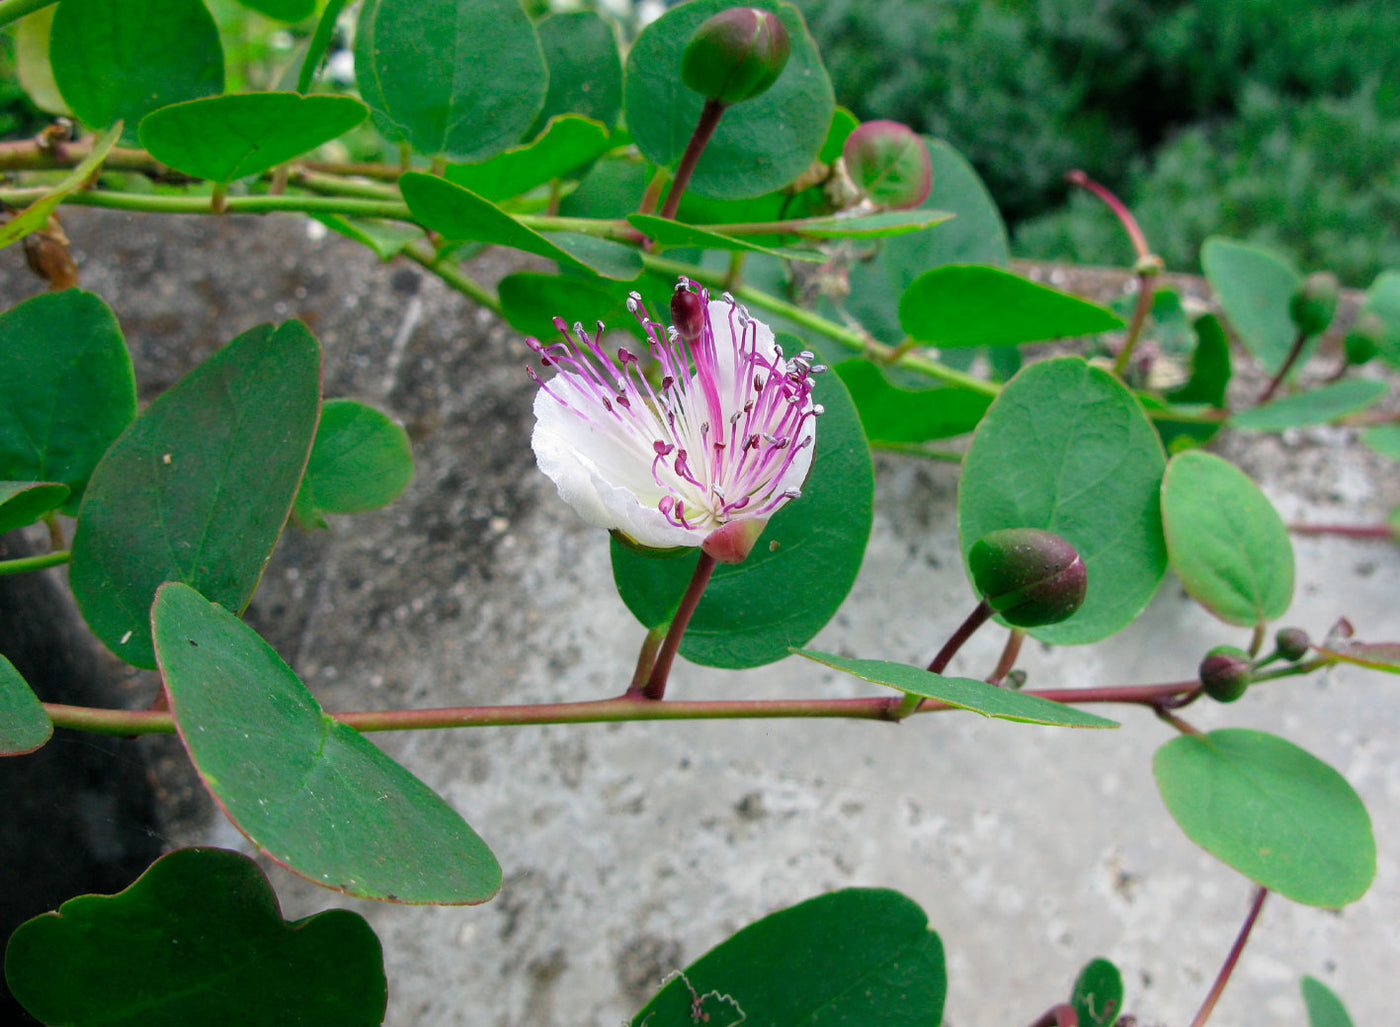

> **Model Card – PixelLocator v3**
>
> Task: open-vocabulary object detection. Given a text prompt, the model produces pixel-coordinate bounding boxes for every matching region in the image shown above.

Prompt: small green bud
[1343,312,1384,366]
[1288,271,1339,338]
[1275,627,1310,662]
[967,528,1087,628]
[681,7,791,105]
[842,120,933,209]
[1199,645,1251,703]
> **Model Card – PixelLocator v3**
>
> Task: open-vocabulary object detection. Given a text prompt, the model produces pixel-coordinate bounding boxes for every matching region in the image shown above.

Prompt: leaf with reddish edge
[1,654,51,756]
[4,847,386,1025]
[1315,640,1400,675]
[153,582,501,904]
[0,481,68,533]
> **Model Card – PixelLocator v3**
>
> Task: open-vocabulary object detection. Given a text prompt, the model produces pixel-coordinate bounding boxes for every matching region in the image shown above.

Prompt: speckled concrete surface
[2,210,1396,1026]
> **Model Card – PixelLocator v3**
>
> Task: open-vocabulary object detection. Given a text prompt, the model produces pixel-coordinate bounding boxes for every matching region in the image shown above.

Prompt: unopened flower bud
[671,285,706,344]
[1275,627,1310,662]
[967,528,1087,628]
[1289,271,1339,338]
[1343,312,1384,366]
[842,120,932,210]
[1199,645,1251,703]
[681,7,791,105]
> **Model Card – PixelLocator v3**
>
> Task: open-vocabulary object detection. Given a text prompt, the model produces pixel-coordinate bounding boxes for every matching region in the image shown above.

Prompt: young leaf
[611,356,873,669]
[153,583,502,904]
[628,214,825,262]
[630,889,945,1027]
[530,10,623,135]
[12,6,69,116]
[791,209,953,240]
[625,0,834,200]
[1167,313,1232,408]
[1228,379,1388,432]
[0,289,136,512]
[0,481,69,534]
[1154,729,1375,907]
[139,93,368,183]
[1301,976,1355,1027]
[1161,451,1294,626]
[1201,237,1302,375]
[354,0,546,162]
[68,321,320,668]
[0,122,122,252]
[795,650,1118,728]
[958,357,1168,645]
[313,216,423,261]
[293,399,413,527]
[1314,639,1400,675]
[446,115,611,202]
[899,265,1123,348]
[0,653,51,756]
[835,359,990,443]
[400,171,642,280]
[5,847,387,1025]
[1071,958,1124,1027]
[50,0,224,144]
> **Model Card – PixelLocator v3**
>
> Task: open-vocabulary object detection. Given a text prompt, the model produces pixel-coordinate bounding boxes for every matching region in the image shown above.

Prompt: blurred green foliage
[797,0,1400,284]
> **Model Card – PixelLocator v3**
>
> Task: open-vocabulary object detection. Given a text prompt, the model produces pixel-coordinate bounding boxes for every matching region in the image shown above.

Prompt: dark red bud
[967,528,1087,628]
[1275,627,1310,662]
[842,120,932,209]
[681,7,791,105]
[671,286,706,344]
[1200,645,1251,703]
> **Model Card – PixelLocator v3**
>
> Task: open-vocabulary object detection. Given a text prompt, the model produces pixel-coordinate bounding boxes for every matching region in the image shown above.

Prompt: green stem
[643,552,717,700]
[0,0,53,31]
[659,98,727,221]
[40,680,1206,738]
[403,243,502,315]
[0,186,413,221]
[1188,887,1268,1027]
[642,252,1000,398]
[1249,656,1334,682]
[295,0,349,94]
[1110,272,1155,379]
[0,549,71,576]
[868,440,965,462]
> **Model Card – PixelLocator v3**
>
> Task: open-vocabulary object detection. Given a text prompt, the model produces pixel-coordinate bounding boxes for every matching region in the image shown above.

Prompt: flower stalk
[641,551,718,700]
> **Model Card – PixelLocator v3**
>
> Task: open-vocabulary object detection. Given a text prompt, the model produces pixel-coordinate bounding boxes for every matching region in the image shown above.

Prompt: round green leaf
[1153,729,1376,907]
[293,398,413,527]
[530,10,623,134]
[630,889,944,1027]
[899,265,1123,348]
[139,93,368,183]
[153,583,502,905]
[958,357,1168,645]
[69,321,320,668]
[446,115,611,202]
[4,848,386,1026]
[1,653,51,756]
[1361,424,1400,463]
[0,289,136,512]
[50,0,224,144]
[1301,976,1355,1027]
[1360,270,1400,366]
[0,481,69,534]
[1071,958,1124,1027]
[1228,379,1388,432]
[1201,236,1302,375]
[795,650,1118,728]
[354,0,546,162]
[611,355,873,668]
[836,358,991,443]
[400,171,642,280]
[1161,451,1294,626]
[625,0,834,200]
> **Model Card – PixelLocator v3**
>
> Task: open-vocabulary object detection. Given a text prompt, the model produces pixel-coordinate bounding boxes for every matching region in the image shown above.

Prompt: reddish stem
[643,551,718,700]
[1288,522,1396,539]
[1189,886,1269,1027]
[658,99,727,221]
[987,628,1025,686]
[928,600,993,674]
[1256,329,1308,405]
[1028,1004,1079,1027]
[1066,170,1150,260]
